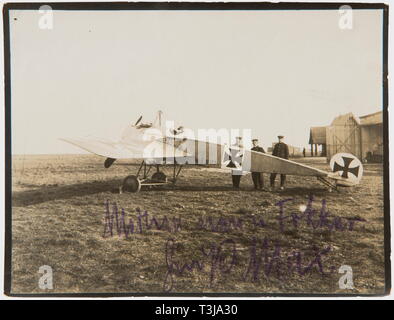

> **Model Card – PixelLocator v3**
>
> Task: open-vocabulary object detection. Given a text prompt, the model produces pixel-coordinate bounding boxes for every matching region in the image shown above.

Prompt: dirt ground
[9,154,388,295]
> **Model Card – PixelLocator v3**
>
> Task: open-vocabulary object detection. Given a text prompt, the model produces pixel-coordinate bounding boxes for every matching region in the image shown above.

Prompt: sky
[9,8,384,154]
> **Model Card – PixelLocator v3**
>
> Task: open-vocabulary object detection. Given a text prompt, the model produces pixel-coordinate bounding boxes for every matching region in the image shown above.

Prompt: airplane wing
[60,137,142,159]
[60,136,189,160]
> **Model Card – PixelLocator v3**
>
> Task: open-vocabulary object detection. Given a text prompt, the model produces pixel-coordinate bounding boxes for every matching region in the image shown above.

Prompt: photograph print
[3,2,390,296]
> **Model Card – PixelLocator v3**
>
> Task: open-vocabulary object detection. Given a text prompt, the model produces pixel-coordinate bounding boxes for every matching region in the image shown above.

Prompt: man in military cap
[231,136,243,188]
[270,135,289,190]
[251,138,265,190]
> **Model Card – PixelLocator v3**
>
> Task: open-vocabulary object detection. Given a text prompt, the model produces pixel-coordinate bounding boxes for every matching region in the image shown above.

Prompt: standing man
[270,135,289,190]
[251,138,265,190]
[231,136,243,188]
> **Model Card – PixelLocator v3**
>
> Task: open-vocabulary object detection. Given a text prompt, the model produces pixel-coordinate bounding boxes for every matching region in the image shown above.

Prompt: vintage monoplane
[61,111,363,192]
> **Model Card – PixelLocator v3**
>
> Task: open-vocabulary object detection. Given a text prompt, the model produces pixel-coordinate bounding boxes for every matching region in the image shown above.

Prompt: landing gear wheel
[122,175,141,193]
[151,171,167,182]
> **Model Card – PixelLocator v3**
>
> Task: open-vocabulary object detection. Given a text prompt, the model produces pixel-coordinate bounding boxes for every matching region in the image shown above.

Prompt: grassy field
[10,154,387,295]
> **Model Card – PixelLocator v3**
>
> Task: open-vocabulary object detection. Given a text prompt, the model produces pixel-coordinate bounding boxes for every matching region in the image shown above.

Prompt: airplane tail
[328,153,364,187]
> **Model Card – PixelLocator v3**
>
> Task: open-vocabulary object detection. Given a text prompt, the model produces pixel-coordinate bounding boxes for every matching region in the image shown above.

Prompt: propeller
[134,115,143,126]
[104,158,116,168]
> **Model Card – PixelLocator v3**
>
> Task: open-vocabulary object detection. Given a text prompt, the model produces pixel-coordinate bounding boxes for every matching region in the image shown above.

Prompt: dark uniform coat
[251,145,265,189]
[251,146,265,154]
[272,142,289,159]
[270,142,289,187]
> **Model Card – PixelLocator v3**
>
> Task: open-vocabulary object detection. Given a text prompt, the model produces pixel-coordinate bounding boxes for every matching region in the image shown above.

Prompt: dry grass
[10,154,387,295]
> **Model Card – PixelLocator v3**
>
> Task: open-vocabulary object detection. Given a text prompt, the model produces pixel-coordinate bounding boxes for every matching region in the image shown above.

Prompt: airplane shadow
[144,184,330,195]
[12,179,123,207]
[12,181,331,207]
[144,184,239,192]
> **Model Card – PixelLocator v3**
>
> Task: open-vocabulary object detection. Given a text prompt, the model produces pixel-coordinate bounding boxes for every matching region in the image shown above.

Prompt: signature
[163,238,237,292]
[103,200,181,238]
[102,196,367,238]
[275,196,367,233]
[100,199,366,292]
[242,237,332,283]
[163,237,333,292]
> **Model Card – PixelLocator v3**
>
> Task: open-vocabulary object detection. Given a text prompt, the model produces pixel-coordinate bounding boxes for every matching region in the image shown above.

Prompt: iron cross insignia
[223,148,243,168]
[333,156,360,179]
